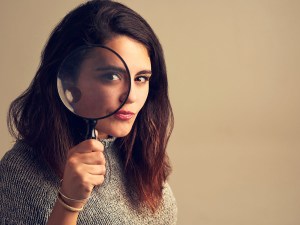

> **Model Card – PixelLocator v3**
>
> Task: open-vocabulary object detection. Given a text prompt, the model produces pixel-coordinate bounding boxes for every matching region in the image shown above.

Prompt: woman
[0,0,177,224]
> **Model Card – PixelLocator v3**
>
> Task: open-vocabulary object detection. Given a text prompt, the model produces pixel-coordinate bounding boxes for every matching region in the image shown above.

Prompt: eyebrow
[95,66,152,76]
[95,66,127,74]
[136,70,152,76]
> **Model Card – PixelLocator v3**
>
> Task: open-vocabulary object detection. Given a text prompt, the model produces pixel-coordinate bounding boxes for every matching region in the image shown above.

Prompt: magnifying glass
[57,45,131,139]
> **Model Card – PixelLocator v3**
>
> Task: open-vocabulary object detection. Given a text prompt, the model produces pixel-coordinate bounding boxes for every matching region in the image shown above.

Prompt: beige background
[1,1,300,224]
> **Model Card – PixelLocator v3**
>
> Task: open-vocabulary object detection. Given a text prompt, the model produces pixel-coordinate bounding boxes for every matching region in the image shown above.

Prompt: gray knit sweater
[0,140,177,225]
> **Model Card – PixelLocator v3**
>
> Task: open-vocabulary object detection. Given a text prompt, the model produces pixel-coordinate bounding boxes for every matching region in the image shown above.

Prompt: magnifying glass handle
[86,119,97,139]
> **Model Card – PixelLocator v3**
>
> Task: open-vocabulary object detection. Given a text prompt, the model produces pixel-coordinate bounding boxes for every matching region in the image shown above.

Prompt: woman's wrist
[57,195,84,212]
[57,188,88,209]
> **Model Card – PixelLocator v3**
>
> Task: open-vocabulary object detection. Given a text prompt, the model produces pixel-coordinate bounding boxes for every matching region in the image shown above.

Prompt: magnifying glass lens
[57,46,130,120]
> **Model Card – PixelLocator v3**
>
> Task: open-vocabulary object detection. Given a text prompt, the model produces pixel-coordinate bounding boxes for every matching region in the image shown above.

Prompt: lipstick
[114,110,135,121]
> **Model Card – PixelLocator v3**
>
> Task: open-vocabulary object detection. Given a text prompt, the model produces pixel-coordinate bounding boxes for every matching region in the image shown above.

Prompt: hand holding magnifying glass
[56,45,131,206]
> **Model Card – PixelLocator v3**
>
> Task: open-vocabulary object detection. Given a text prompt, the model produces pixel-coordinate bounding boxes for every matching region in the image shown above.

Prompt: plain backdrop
[1,1,300,225]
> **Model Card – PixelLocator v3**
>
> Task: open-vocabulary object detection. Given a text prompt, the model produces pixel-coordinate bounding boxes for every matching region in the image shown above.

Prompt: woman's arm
[46,200,82,225]
[47,139,105,225]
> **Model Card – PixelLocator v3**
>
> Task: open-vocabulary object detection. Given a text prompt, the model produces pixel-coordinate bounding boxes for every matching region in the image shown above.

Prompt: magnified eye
[104,73,121,80]
[98,72,122,83]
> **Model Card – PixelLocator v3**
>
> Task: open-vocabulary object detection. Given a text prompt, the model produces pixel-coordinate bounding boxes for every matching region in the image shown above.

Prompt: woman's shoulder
[0,141,45,192]
[162,182,177,204]
[134,182,178,225]
[1,141,39,175]
[161,182,178,222]
[0,140,58,186]
[0,141,57,224]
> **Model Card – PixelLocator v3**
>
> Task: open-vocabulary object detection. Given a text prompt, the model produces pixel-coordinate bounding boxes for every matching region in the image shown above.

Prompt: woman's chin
[96,127,132,139]
[109,129,131,138]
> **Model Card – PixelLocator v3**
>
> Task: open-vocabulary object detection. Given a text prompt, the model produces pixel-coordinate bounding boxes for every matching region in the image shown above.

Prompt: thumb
[72,139,104,154]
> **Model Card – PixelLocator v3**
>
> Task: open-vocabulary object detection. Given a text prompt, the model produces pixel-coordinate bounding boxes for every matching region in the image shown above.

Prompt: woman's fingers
[76,151,106,165]
[61,139,107,201]
[69,139,104,155]
[90,175,105,186]
[83,164,106,176]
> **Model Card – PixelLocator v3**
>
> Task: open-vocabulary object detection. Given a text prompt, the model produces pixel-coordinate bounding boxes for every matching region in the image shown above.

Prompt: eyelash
[135,75,151,83]
[97,73,122,83]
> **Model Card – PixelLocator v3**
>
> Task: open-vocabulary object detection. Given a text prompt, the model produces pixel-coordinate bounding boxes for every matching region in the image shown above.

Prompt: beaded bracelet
[57,195,84,212]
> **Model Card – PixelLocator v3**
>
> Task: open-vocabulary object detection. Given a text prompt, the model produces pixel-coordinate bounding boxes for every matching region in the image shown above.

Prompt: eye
[135,75,151,83]
[103,73,121,81]
[97,72,122,83]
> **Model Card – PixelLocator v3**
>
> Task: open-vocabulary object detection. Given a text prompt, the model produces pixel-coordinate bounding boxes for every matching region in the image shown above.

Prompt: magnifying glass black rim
[57,44,131,121]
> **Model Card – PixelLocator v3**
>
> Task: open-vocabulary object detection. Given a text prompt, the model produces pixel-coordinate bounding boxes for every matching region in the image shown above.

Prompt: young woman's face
[90,35,152,139]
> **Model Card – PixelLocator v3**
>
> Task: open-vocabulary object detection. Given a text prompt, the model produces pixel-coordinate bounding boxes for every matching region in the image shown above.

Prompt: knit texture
[0,140,177,225]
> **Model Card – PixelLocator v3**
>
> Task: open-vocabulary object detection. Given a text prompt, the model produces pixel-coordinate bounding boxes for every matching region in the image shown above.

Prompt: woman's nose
[119,84,136,104]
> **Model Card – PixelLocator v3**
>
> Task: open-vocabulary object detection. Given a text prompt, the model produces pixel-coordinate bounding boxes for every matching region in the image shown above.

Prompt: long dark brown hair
[7,0,174,212]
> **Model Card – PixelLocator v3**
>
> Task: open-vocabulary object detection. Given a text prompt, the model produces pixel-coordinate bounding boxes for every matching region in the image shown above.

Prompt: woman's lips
[114,110,135,120]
